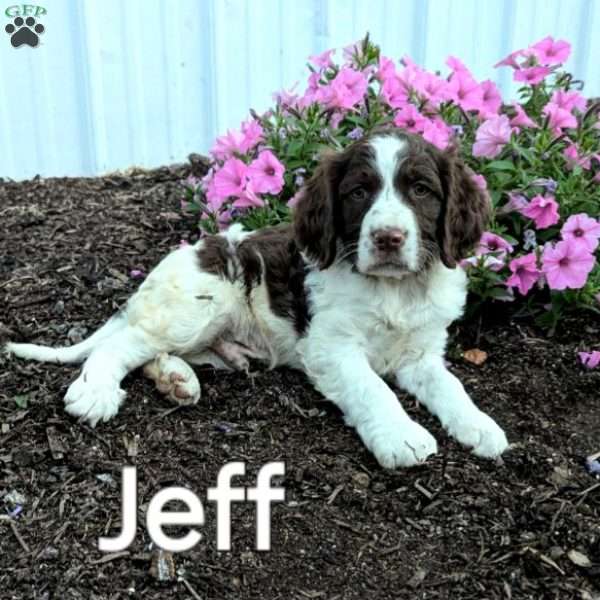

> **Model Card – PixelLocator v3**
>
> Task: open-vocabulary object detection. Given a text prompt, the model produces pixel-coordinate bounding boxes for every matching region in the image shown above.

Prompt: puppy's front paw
[363,418,438,469]
[447,410,508,459]
[143,353,200,406]
[64,377,126,427]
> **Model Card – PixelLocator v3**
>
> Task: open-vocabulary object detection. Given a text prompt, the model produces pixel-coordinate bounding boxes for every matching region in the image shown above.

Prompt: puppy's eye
[349,188,368,201]
[413,183,430,197]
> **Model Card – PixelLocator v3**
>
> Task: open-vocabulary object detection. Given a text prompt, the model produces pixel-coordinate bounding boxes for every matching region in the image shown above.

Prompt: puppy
[6,130,509,468]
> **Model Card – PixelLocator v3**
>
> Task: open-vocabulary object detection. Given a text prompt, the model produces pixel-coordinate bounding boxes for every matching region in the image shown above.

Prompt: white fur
[356,136,420,276]
[5,136,509,467]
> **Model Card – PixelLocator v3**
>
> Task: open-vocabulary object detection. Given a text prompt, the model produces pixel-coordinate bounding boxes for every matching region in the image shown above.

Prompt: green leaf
[487,160,515,172]
[14,394,29,409]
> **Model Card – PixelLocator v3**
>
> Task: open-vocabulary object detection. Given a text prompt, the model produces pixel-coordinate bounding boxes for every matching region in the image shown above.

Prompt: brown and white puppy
[5,130,509,468]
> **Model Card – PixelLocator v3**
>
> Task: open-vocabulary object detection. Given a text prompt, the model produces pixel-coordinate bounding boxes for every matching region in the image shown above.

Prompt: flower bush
[183,35,600,329]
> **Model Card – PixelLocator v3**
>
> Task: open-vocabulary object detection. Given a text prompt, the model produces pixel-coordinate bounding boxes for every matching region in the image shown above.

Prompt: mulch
[0,164,599,600]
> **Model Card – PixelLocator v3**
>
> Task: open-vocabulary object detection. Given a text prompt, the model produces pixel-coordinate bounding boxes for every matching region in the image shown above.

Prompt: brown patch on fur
[197,235,238,280]
[197,226,310,334]
[294,139,378,269]
[438,150,490,269]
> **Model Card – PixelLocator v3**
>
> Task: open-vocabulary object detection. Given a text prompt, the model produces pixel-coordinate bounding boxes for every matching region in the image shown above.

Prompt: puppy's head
[293,130,489,277]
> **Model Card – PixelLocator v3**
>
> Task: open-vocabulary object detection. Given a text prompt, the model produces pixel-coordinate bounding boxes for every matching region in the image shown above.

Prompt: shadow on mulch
[0,165,599,600]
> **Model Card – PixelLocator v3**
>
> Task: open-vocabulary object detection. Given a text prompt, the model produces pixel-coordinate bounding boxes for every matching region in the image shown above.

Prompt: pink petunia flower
[213,158,248,198]
[393,104,427,133]
[494,49,524,69]
[551,90,587,113]
[542,239,596,290]
[273,87,299,108]
[471,173,488,192]
[579,351,600,369]
[247,150,285,195]
[381,75,409,109]
[563,143,592,170]
[478,80,502,118]
[514,66,552,85]
[561,213,600,252]
[446,70,483,112]
[328,67,368,109]
[204,177,227,213]
[521,195,560,229]
[210,129,247,160]
[472,115,511,158]
[506,253,541,295]
[422,118,450,150]
[510,104,537,129]
[418,71,449,108]
[309,48,335,70]
[241,119,264,150]
[543,102,577,133]
[233,179,265,209]
[477,232,514,259]
[377,56,396,82]
[329,111,344,129]
[531,36,571,65]
[300,71,322,107]
[498,192,529,216]
[446,55,471,74]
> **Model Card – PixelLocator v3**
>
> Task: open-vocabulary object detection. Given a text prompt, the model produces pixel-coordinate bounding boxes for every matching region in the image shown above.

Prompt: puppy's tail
[4,313,126,365]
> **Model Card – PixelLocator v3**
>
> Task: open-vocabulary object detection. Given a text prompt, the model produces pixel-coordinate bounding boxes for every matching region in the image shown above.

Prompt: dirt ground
[0,165,599,600]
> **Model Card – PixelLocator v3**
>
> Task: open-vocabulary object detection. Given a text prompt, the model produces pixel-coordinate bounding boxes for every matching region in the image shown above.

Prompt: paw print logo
[5,16,45,48]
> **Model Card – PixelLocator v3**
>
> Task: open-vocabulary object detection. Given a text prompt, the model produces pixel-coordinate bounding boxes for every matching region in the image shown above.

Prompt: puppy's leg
[396,354,508,458]
[5,312,127,364]
[64,326,157,426]
[301,342,437,469]
[143,353,201,406]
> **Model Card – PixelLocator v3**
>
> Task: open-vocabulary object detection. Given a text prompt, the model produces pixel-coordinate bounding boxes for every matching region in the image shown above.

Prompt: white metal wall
[0,0,598,180]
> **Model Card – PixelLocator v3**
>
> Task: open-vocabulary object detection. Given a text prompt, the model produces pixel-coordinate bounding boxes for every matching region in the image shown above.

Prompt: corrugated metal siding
[0,0,598,180]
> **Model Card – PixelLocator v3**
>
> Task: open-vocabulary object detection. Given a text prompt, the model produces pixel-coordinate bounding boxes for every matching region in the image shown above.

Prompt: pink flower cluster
[203,120,287,224]
[496,37,588,138]
[376,53,507,150]
[505,214,600,295]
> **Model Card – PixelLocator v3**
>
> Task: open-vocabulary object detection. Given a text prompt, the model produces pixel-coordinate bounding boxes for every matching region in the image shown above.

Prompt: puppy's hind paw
[143,353,201,406]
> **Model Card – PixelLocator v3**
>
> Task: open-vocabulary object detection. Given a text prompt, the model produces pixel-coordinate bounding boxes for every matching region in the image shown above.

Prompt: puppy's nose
[371,228,407,252]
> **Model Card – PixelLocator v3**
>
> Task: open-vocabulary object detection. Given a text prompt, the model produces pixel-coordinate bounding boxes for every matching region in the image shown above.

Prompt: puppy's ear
[439,151,490,268]
[293,152,343,269]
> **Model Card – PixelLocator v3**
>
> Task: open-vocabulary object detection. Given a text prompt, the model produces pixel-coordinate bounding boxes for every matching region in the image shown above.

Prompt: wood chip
[414,480,434,500]
[9,521,30,553]
[407,568,427,588]
[463,348,488,366]
[181,578,203,600]
[149,548,176,581]
[326,484,344,505]
[90,551,130,565]
[351,472,370,488]
[567,549,592,568]
[46,426,67,459]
